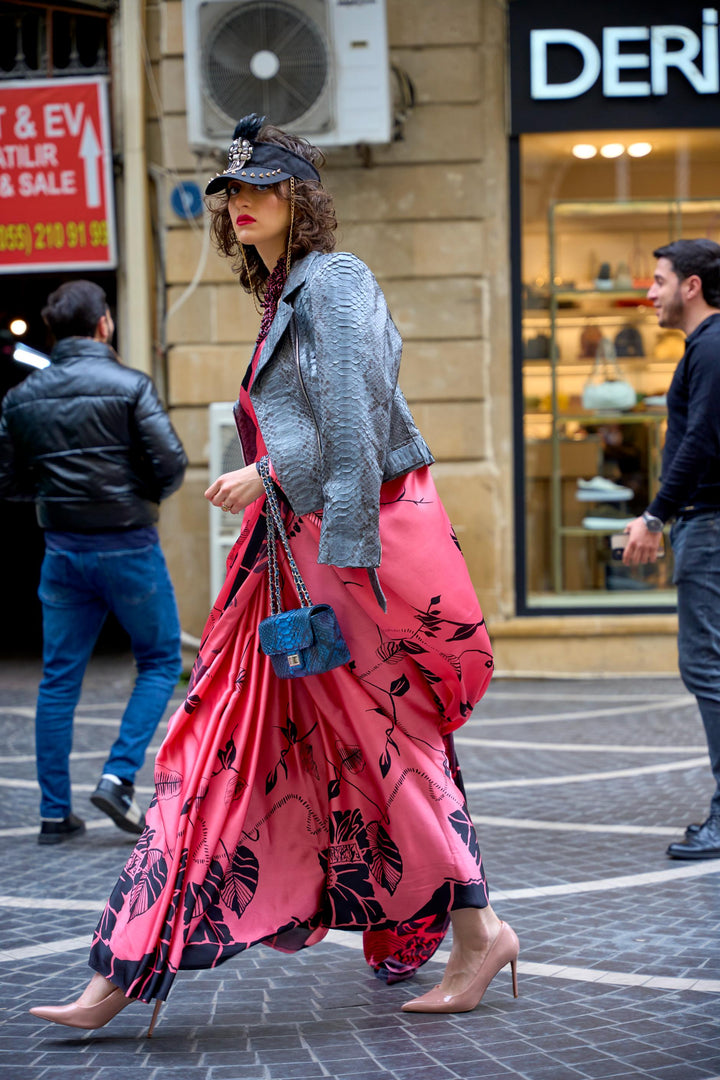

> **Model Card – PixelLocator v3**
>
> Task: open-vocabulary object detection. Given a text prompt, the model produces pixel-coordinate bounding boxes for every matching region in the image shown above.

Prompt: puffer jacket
[234,250,434,568]
[0,338,187,530]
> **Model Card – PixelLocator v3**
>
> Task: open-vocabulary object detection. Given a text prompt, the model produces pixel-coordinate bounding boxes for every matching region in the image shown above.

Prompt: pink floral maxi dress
[89,351,494,1000]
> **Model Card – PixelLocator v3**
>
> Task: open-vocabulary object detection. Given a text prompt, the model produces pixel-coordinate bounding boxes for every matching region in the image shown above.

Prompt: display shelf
[526,590,677,610]
[521,196,720,603]
[560,525,670,537]
[556,411,667,422]
[524,410,667,421]
[552,288,651,299]
[525,312,654,326]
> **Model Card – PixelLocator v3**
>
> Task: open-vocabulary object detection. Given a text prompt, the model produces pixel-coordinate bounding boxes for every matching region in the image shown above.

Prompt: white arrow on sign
[79,117,102,208]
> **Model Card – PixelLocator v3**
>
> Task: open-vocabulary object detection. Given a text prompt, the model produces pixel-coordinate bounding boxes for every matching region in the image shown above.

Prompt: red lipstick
[236,215,255,225]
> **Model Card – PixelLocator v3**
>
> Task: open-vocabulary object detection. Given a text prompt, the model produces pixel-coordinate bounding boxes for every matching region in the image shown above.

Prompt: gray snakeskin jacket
[237,249,434,569]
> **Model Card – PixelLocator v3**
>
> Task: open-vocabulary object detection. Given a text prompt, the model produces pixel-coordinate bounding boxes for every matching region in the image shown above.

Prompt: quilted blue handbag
[257,456,351,679]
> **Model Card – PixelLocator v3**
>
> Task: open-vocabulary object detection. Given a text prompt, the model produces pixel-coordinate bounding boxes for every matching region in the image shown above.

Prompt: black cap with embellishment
[205,114,321,195]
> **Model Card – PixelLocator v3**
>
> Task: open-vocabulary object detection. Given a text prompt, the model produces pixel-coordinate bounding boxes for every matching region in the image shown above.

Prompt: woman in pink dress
[29,115,518,1035]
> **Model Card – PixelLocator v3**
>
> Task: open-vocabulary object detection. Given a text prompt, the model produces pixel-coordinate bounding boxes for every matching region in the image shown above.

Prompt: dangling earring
[285,177,295,278]
[240,242,263,315]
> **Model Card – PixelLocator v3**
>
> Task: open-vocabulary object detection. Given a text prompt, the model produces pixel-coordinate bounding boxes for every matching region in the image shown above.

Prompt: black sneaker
[90,778,145,835]
[38,813,86,846]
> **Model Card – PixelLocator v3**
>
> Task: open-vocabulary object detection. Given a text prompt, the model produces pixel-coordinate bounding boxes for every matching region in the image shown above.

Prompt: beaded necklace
[256,258,288,345]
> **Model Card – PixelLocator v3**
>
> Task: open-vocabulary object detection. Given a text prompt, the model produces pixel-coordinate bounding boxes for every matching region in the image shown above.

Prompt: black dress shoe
[90,778,145,834]
[667,814,720,860]
[38,813,86,846]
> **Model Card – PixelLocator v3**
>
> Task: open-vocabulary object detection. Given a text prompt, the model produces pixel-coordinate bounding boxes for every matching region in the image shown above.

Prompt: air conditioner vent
[202,1,330,128]
[184,0,392,149]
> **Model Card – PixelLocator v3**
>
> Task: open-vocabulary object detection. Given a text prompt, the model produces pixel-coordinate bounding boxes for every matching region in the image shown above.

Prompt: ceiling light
[572,144,597,159]
[627,142,653,157]
[600,143,625,159]
[9,318,28,336]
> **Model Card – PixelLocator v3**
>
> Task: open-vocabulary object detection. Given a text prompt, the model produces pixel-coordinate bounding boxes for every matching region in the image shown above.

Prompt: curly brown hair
[206,122,337,295]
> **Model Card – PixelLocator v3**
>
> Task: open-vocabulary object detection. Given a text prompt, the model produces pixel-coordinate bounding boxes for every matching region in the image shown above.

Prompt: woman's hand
[204,465,264,514]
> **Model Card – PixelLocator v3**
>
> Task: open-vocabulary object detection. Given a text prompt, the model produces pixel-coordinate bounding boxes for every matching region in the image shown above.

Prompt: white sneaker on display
[576,477,634,502]
[582,516,635,530]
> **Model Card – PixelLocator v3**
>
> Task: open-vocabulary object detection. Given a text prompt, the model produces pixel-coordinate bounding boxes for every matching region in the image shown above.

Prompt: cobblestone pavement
[1,656,719,1080]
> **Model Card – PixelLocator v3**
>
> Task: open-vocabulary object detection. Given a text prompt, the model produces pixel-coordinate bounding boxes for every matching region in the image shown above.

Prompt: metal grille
[0,1,111,80]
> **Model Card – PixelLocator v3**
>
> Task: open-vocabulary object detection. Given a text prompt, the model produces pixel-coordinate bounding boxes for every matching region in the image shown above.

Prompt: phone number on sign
[0,220,109,256]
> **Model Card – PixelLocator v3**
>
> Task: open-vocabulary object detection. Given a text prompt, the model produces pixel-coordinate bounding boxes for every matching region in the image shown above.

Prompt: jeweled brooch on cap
[228,137,253,173]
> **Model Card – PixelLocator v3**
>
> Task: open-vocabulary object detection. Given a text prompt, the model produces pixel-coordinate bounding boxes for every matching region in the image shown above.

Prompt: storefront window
[518,129,720,610]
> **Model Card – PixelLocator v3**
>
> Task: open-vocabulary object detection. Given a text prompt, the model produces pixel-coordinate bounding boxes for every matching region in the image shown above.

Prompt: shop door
[1,270,120,654]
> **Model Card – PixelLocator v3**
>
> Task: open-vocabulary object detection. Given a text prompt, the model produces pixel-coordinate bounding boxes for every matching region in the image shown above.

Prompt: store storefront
[509,1,720,614]
[0,0,116,652]
[9,1,712,673]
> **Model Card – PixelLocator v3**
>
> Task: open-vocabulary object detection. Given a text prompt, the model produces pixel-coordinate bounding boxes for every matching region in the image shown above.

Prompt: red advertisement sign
[0,76,116,273]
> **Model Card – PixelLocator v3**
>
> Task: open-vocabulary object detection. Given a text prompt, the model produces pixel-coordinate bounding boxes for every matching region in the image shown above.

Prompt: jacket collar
[253,251,323,381]
[51,337,116,365]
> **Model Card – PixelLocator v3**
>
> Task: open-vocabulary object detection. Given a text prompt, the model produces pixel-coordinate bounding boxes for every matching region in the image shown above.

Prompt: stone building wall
[144,0,514,639]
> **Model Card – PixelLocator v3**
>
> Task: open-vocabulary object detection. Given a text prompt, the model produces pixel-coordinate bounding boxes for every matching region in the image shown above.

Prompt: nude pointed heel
[510,954,519,999]
[401,921,520,1014]
[146,999,164,1038]
[30,974,166,1038]
[29,986,133,1030]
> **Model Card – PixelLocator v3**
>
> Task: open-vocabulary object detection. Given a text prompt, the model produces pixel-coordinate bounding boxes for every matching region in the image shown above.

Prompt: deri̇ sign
[509,1,720,133]
[531,9,718,100]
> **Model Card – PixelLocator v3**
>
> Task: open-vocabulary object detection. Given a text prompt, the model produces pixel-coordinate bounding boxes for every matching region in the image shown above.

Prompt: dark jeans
[672,512,720,816]
[35,541,182,818]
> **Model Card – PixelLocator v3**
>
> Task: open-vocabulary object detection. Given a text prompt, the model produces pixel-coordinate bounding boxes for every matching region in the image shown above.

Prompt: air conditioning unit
[183,0,391,150]
[208,402,246,604]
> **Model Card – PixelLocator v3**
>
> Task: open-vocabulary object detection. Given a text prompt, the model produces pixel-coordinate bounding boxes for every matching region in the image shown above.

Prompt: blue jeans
[672,512,720,816]
[36,541,182,818]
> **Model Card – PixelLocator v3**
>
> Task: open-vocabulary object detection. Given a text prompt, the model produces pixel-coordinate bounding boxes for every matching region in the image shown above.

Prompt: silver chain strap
[257,455,312,614]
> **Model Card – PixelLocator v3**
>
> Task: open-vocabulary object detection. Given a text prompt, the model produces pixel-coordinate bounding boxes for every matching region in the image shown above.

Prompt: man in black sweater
[624,239,720,860]
[0,281,187,844]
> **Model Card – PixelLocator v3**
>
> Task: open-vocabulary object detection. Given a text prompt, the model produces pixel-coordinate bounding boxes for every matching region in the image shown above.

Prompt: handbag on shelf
[614,324,644,357]
[581,338,637,412]
[523,333,550,360]
[257,455,351,679]
[579,324,603,358]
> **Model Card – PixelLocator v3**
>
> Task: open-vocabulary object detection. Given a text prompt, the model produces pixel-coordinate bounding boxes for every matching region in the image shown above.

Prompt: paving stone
[265,1067,328,1079]
[625,1052,694,1070]
[1,662,720,1080]
[517,1067,588,1080]
[326,1072,392,1080]
[422,1043,497,1065]
[389,1067,461,1080]
[207,1070,272,1080]
[569,1058,651,1078]
[651,1068,720,1080]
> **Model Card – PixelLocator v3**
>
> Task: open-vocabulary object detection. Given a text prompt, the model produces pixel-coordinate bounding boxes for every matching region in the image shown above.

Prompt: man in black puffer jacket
[0,280,187,845]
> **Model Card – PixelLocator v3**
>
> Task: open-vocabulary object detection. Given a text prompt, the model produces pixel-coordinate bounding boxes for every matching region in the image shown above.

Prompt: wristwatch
[642,511,664,533]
